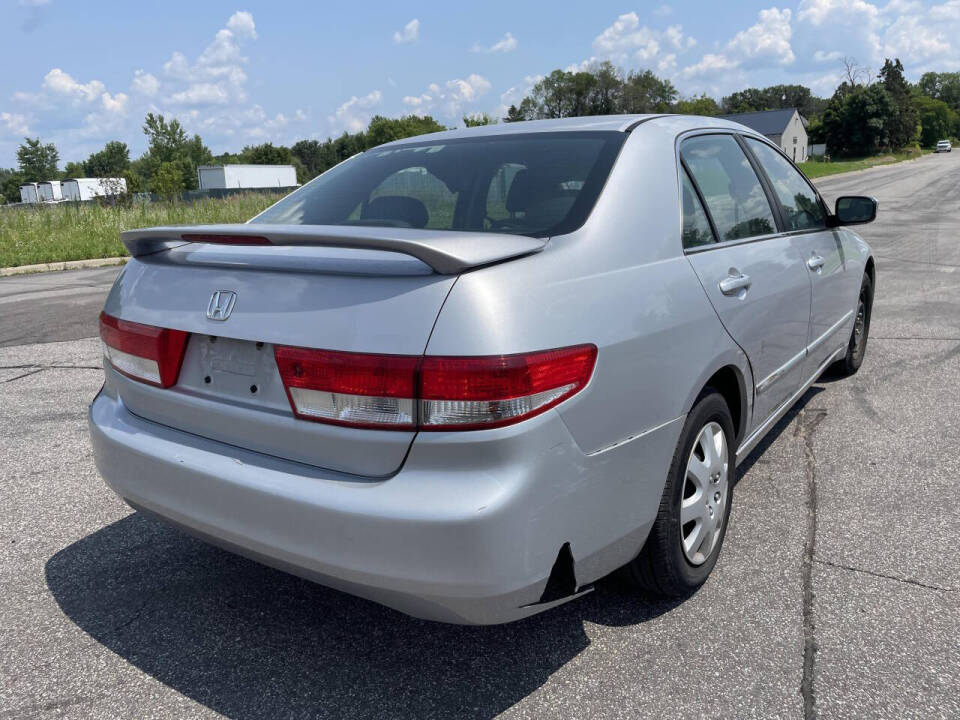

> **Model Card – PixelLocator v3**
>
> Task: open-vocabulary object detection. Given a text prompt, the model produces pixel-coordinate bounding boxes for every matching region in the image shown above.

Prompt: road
[1,152,958,719]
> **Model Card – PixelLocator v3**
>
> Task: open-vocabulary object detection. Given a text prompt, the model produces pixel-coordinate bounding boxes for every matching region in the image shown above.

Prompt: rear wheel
[832,272,873,376]
[627,390,734,597]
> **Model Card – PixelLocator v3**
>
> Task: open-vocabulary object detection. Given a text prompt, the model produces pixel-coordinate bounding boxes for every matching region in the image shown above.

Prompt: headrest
[506,169,561,213]
[361,195,429,228]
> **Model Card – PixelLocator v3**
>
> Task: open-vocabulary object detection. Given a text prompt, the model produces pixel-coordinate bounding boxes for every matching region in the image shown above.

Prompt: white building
[197,164,298,190]
[19,183,40,204]
[38,180,63,202]
[61,177,127,201]
[720,108,810,163]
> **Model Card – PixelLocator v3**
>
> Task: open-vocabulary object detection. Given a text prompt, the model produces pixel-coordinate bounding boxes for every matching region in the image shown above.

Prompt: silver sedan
[89,115,876,624]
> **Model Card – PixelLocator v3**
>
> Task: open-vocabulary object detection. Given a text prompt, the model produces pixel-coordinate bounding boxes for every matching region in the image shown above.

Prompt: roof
[381,115,658,147]
[380,113,761,148]
[719,108,802,136]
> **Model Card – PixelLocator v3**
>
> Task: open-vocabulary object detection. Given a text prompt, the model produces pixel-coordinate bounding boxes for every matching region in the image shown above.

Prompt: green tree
[365,114,446,146]
[916,71,960,111]
[879,58,918,149]
[503,104,526,122]
[620,69,677,113]
[822,84,894,156]
[17,137,59,181]
[1,168,25,204]
[61,161,85,180]
[137,113,211,190]
[240,142,292,165]
[151,161,185,199]
[674,95,720,116]
[463,112,497,127]
[914,95,958,146]
[85,140,130,177]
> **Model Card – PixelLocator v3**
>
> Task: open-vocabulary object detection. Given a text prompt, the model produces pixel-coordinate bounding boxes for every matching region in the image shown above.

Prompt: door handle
[719,272,751,296]
[807,254,825,271]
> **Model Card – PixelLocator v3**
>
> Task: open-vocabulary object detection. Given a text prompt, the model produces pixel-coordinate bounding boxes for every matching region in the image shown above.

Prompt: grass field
[0,193,287,268]
[798,149,932,178]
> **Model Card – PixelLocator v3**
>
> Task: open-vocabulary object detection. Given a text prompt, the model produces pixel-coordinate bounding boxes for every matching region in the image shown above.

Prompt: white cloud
[592,13,695,67]
[100,92,129,114]
[329,90,382,133]
[131,70,159,96]
[43,68,105,103]
[653,4,672,17]
[472,32,517,54]
[813,49,844,62]
[402,74,492,119]
[726,7,794,66]
[393,18,419,44]
[1,112,31,136]
[797,0,879,26]
[161,12,257,107]
[680,7,794,80]
[226,10,257,39]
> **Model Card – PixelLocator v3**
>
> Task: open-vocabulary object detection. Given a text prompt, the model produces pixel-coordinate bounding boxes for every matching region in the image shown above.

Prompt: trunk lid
[104,235,477,477]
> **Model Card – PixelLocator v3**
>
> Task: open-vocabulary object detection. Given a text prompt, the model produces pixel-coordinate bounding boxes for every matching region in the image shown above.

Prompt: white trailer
[19,183,40,204]
[61,177,127,201]
[197,164,298,190]
[37,180,63,202]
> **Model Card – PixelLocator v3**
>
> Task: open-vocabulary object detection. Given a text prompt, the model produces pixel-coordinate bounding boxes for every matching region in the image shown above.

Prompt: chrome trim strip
[736,346,845,464]
[807,309,853,355]
[756,348,806,395]
[755,309,854,396]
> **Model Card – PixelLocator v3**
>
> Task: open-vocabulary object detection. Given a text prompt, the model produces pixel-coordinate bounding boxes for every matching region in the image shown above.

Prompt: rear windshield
[251,131,626,238]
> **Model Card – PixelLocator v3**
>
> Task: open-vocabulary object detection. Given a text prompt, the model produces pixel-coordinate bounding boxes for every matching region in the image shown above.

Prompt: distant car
[936,140,952,152]
[90,115,878,624]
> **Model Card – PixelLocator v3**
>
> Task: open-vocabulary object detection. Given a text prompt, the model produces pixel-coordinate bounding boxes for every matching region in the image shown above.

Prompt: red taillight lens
[274,347,419,429]
[99,312,189,388]
[274,343,597,431]
[419,345,597,430]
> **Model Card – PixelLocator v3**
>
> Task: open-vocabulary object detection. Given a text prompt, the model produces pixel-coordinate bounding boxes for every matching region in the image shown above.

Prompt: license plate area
[184,335,289,411]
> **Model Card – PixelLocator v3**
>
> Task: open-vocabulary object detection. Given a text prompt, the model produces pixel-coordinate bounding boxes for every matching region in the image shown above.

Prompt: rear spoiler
[121,224,547,275]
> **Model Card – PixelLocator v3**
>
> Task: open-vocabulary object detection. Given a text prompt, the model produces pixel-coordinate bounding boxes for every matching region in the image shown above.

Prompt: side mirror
[833,196,877,226]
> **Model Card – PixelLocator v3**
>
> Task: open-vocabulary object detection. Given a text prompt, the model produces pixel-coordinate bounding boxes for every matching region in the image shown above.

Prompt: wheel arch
[696,363,749,446]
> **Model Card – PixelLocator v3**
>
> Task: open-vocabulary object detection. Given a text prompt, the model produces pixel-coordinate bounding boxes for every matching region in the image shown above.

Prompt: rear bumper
[89,389,681,624]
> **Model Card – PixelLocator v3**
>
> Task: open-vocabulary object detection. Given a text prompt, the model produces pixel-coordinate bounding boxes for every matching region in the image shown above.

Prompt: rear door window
[745,138,826,232]
[681,170,716,249]
[680,135,777,242]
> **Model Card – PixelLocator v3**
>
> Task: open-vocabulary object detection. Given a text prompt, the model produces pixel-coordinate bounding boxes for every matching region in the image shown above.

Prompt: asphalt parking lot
[2,152,958,719]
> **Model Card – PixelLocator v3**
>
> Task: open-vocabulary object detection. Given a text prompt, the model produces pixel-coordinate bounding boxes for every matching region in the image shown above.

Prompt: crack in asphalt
[796,407,827,720]
[0,369,45,384]
[812,558,958,594]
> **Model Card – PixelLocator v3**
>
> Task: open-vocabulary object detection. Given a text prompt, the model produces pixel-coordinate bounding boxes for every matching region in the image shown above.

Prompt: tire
[627,390,735,597]
[832,272,873,376]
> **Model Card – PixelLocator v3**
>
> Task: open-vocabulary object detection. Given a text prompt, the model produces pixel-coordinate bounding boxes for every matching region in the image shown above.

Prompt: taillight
[419,345,597,430]
[180,234,271,245]
[274,347,419,429]
[99,312,189,388]
[274,344,597,431]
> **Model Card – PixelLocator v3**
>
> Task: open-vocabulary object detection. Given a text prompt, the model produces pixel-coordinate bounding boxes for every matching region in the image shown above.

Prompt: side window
[680,135,777,241]
[681,170,716,249]
[745,138,826,232]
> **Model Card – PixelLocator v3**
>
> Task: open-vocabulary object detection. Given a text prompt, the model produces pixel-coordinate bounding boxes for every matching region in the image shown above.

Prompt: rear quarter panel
[425,124,751,455]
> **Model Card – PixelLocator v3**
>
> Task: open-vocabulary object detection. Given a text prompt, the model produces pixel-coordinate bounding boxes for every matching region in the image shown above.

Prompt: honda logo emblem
[206,290,237,321]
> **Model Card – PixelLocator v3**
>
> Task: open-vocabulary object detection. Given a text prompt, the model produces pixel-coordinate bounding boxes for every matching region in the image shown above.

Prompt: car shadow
[45,513,683,719]
[46,386,823,719]
[735,384,825,484]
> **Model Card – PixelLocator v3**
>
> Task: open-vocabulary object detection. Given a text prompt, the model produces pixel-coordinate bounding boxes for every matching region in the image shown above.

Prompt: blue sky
[2,0,959,167]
